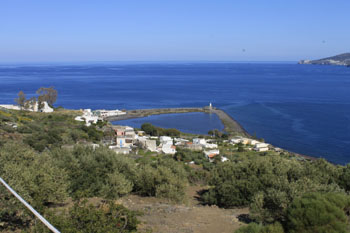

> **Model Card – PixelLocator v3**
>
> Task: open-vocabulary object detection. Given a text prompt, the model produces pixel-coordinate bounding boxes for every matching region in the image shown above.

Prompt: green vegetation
[2,108,350,232]
[286,192,350,233]
[141,122,180,137]
[34,201,140,233]
[0,109,190,232]
[198,151,350,232]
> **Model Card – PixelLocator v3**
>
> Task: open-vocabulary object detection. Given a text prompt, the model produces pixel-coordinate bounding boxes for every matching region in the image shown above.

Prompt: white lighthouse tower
[209,102,212,110]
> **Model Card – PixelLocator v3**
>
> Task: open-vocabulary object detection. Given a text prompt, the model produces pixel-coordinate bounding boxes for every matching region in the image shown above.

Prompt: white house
[193,138,207,145]
[75,109,102,126]
[116,137,133,148]
[230,137,243,144]
[38,102,54,113]
[160,136,173,145]
[249,139,260,146]
[95,109,126,118]
[204,149,220,160]
[0,104,21,110]
[162,144,176,155]
[254,143,270,152]
[254,147,269,152]
[0,101,53,113]
[255,143,270,148]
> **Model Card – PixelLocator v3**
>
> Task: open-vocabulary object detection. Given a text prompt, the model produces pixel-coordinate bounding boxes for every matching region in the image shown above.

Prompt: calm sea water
[0,63,350,164]
[112,112,224,135]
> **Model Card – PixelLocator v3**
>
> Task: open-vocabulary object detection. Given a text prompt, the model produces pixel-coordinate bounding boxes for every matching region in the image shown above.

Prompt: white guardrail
[0,177,60,233]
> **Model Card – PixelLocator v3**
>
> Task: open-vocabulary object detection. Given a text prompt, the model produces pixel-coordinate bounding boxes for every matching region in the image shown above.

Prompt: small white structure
[205,143,218,149]
[75,109,102,126]
[138,137,157,152]
[38,102,54,113]
[255,143,269,148]
[230,137,249,145]
[0,101,53,113]
[204,149,220,160]
[162,144,176,155]
[274,147,282,152]
[160,136,173,145]
[221,156,229,162]
[95,109,126,118]
[0,104,21,110]
[116,137,133,148]
[249,139,260,146]
[254,143,270,152]
[255,147,269,152]
[193,138,206,145]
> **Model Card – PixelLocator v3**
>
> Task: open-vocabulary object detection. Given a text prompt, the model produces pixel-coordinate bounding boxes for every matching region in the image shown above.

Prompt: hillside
[298,53,350,66]
[2,108,350,232]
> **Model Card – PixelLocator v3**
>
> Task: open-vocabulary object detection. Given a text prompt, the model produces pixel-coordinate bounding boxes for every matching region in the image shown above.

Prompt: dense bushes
[134,156,188,201]
[0,143,68,231]
[236,222,284,233]
[174,148,214,170]
[203,155,345,225]
[35,201,140,233]
[141,123,180,137]
[0,143,187,232]
[286,192,350,233]
[52,146,137,199]
[51,146,189,202]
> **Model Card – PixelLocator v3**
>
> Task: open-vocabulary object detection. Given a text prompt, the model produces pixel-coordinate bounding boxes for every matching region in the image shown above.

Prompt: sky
[0,0,349,62]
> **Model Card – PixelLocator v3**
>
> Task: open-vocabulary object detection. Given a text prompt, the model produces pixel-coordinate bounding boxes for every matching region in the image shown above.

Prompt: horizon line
[0,60,298,66]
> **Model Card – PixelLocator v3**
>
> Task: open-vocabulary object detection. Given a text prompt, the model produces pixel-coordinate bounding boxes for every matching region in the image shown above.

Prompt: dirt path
[118,186,248,233]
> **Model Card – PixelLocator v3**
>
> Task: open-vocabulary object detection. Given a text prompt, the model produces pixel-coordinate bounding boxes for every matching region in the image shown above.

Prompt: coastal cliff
[299,53,350,66]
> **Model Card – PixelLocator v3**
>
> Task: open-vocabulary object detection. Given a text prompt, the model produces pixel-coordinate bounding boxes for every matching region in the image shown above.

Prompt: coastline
[105,107,321,162]
[105,107,250,137]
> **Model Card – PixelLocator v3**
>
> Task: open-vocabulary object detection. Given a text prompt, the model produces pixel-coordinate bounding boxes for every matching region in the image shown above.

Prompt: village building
[138,137,158,152]
[162,144,177,155]
[160,136,173,145]
[0,101,54,113]
[193,138,206,145]
[94,109,126,118]
[204,143,218,149]
[204,149,220,161]
[184,142,203,151]
[249,139,260,146]
[254,143,270,152]
[75,109,101,126]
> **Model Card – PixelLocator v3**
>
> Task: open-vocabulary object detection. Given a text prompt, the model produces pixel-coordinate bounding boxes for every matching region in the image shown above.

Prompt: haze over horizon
[1,0,349,63]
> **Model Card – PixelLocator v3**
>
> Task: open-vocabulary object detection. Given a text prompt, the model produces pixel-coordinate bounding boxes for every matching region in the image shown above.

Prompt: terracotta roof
[208,154,217,158]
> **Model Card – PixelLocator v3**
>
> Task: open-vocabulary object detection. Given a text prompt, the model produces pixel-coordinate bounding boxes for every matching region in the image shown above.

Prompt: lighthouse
[209,102,212,110]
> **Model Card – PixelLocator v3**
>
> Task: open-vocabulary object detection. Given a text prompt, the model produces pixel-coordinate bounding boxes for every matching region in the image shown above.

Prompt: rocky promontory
[299,53,350,66]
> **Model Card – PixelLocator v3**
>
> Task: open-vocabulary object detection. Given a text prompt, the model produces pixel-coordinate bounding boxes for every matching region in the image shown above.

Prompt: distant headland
[298,53,350,66]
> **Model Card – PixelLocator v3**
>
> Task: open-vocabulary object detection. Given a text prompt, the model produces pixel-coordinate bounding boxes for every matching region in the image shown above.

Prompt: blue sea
[0,63,350,164]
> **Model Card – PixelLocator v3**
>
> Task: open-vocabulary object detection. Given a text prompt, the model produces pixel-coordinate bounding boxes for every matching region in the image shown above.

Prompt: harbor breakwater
[105,107,249,136]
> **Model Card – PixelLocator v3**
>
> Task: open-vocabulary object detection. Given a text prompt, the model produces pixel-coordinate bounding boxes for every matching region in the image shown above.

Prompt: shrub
[35,200,140,233]
[286,192,350,233]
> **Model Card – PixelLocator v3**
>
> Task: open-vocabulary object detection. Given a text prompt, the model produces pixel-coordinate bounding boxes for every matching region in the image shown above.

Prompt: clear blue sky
[1,0,349,62]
